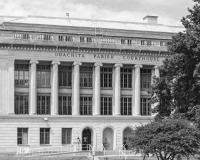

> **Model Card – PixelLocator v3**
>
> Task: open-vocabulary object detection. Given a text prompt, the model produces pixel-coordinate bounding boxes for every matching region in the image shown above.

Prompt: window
[37,95,50,115]
[121,97,132,115]
[101,97,112,115]
[80,67,93,87]
[121,68,132,88]
[62,128,72,144]
[160,41,167,46]
[58,35,75,42]
[80,97,92,115]
[80,37,93,43]
[37,65,51,87]
[40,128,50,145]
[37,34,54,41]
[141,40,156,46]
[14,33,31,40]
[17,128,28,145]
[59,66,72,87]
[15,94,29,114]
[141,69,151,91]
[15,64,29,86]
[141,98,151,115]
[101,68,112,88]
[59,96,72,115]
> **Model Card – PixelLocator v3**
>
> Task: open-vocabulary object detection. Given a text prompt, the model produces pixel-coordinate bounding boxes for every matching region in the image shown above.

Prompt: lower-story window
[140,98,151,115]
[101,97,112,115]
[17,128,28,145]
[37,95,50,115]
[15,94,29,114]
[59,96,72,115]
[121,97,132,115]
[80,97,92,115]
[62,128,72,144]
[40,128,50,145]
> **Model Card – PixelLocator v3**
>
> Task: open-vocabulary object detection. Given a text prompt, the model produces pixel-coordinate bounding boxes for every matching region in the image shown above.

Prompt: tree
[127,119,200,160]
[151,0,200,125]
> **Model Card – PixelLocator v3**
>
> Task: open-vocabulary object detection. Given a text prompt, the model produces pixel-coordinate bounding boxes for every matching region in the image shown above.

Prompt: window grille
[62,128,72,144]
[80,97,92,115]
[17,128,28,145]
[80,67,93,87]
[59,96,72,115]
[59,66,72,87]
[15,94,29,114]
[121,97,132,115]
[101,97,112,115]
[37,95,50,115]
[15,64,29,86]
[101,68,112,88]
[140,98,151,115]
[40,128,50,144]
[121,68,132,88]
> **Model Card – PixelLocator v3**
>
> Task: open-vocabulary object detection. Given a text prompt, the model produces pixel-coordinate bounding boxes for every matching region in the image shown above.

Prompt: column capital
[134,64,143,68]
[30,60,39,64]
[52,60,60,65]
[73,61,82,66]
[114,63,123,68]
[154,65,161,69]
[94,62,103,67]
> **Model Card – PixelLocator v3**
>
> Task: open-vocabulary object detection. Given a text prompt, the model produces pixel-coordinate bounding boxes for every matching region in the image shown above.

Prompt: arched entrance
[103,127,113,150]
[82,128,92,150]
[123,127,134,150]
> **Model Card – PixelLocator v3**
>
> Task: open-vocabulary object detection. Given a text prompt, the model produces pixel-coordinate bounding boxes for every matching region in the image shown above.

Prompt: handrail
[119,149,127,160]
[17,145,75,157]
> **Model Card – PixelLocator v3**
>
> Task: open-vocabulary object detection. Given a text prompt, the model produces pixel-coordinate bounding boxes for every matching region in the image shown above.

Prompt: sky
[0,0,195,26]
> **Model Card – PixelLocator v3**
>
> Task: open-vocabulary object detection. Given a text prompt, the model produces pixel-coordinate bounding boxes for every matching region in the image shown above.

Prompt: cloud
[0,0,195,26]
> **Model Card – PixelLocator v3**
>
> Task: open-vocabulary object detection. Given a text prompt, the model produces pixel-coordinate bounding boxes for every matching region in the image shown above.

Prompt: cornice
[0,44,171,58]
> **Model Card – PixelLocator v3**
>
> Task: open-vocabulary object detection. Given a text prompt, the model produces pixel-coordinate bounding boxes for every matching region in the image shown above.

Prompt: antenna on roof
[66,13,69,18]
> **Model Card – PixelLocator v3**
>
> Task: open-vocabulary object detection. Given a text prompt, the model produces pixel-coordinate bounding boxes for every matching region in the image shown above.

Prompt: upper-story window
[101,97,112,115]
[101,38,117,44]
[15,64,29,86]
[141,97,151,115]
[80,97,92,115]
[58,35,75,42]
[121,68,132,88]
[160,41,167,46]
[101,67,112,88]
[141,40,156,46]
[80,67,93,88]
[37,95,50,115]
[37,34,54,41]
[121,97,132,115]
[80,37,95,43]
[141,69,151,91]
[37,65,51,87]
[59,96,72,115]
[14,33,31,40]
[59,66,72,87]
[15,94,29,114]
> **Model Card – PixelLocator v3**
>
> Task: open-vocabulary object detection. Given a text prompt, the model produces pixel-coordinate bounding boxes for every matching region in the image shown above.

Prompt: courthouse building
[0,15,183,152]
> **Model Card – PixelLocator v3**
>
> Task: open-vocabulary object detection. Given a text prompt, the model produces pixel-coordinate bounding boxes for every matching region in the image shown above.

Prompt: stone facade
[0,15,183,153]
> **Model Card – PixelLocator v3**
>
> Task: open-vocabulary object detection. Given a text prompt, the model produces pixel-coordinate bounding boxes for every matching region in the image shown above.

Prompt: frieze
[54,52,161,61]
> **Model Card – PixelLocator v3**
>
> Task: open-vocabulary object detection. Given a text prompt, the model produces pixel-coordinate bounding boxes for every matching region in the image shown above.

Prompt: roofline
[0,15,184,29]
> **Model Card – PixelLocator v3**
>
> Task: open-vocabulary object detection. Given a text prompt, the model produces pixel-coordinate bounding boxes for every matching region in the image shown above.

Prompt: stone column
[51,61,60,115]
[94,62,103,115]
[8,59,15,114]
[30,60,39,115]
[114,63,123,115]
[134,64,143,115]
[73,61,82,116]
[154,65,160,77]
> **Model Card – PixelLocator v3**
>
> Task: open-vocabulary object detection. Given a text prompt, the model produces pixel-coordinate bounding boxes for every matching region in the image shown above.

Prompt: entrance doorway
[103,128,113,150]
[82,128,91,150]
[123,127,133,150]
